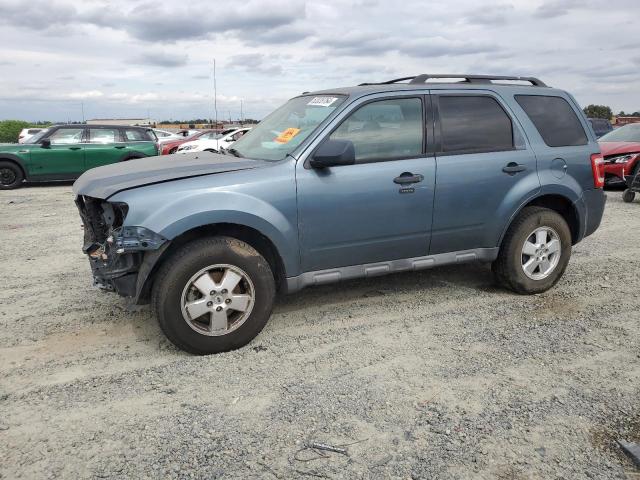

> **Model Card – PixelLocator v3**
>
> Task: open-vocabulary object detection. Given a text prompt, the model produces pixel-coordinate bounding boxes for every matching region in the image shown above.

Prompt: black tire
[622,189,635,203]
[492,207,572,294]
[151,236,275,355]
[0,161,24,189]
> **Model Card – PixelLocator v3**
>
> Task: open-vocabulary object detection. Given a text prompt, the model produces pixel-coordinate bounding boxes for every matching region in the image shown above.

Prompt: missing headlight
[112,226,167,254]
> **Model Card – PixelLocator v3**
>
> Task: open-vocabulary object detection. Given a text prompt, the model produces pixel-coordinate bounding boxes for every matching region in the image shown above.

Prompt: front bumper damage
[75,195,169,302]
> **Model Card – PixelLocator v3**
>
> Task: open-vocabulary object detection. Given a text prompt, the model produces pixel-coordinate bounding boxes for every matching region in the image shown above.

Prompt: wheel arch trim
[497,187,584,247]
[0,154,28,179]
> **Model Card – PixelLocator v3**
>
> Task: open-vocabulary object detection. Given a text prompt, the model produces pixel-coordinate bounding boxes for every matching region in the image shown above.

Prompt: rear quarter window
[515,95,588,147]
[123,129,152,141]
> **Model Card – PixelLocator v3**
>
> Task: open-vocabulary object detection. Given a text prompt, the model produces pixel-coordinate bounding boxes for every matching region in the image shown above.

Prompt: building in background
[86,118,155,126]
[613,116,640,126]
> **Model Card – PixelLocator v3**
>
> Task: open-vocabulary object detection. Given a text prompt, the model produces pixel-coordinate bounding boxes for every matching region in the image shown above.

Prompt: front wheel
[622,189,635,203]
[151,236,276,354]
[492,207,572,294]
[0,161,24,189]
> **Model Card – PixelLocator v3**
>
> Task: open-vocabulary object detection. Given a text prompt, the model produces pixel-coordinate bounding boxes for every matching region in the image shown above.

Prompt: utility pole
[81,101,85,123]
[213,58,218,130]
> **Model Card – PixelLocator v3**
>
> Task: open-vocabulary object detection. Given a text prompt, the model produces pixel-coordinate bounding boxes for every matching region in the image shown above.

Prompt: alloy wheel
[521,227,562,280]
[180,264,255,336]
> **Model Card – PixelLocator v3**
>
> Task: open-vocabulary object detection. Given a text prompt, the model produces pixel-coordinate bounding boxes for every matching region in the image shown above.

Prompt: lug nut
[216,306,223,312]
[225,299,231,304]
[210,290,216,295]
[221,289,228,294]
[206,301,213,307]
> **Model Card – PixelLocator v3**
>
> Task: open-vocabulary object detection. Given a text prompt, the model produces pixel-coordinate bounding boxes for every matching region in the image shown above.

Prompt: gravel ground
[1,184,639,480]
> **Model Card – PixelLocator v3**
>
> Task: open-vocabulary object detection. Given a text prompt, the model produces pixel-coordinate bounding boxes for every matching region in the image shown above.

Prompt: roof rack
[359,74,547,87]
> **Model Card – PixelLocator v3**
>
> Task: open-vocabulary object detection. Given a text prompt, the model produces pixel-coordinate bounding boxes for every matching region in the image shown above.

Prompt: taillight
[591,153,605,188]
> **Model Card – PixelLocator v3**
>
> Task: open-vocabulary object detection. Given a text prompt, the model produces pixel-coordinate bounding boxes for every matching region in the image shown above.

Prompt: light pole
[212,58,218,129]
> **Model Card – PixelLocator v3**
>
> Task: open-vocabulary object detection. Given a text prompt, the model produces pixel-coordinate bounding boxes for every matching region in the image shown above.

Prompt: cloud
[0,0,639,120]
[319,33,498,59]
[131,51,188,68]
[463,4,514,25]
[226,53,283,75]
[533,0,582,18]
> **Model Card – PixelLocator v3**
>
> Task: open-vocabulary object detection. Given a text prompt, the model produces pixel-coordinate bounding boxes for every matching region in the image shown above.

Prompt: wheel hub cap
[180,264,255,336]
[521,227,562,280]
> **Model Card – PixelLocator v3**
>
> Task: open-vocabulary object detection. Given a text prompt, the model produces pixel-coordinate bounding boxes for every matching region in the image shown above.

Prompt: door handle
[394,172,424,184]
[115,145,126,149]
[502,162,527,175]
[69,146,82,150]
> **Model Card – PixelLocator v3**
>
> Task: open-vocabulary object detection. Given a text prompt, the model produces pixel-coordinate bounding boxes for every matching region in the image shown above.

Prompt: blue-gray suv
[74,74,606,354]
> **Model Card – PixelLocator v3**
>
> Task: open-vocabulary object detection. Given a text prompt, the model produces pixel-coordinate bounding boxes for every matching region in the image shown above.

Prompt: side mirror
[41,138,51,148]
[310,139,355,168]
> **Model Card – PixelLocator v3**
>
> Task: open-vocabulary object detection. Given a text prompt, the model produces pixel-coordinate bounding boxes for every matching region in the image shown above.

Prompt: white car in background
[18,128,45,143]
[176,128,251,153]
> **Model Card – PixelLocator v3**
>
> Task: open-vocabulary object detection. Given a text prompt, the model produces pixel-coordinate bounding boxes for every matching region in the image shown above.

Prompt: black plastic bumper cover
[582,188,606,239]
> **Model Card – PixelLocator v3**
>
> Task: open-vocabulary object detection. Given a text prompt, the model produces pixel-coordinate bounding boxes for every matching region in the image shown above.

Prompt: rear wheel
[492,207,572,294]
[0,161,24,189]
[622,189,635,203]
[151,236,275,354]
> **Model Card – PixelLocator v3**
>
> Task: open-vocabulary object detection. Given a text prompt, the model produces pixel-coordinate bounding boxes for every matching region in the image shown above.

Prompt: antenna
[213,58,218,130]
[240,99,243,127]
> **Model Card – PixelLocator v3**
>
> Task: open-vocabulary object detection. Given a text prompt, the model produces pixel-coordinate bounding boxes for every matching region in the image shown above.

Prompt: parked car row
[598,123,640,186]
[158,127,251,155]
[0,125,158,189]
[0,124,253,188]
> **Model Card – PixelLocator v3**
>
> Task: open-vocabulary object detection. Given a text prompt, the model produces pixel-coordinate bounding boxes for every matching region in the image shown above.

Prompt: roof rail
[359,74,548,87]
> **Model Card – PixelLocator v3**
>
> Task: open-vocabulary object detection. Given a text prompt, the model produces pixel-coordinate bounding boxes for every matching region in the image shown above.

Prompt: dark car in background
[588,118,613,138]
[0,124,158,189]
[598,123,640,185]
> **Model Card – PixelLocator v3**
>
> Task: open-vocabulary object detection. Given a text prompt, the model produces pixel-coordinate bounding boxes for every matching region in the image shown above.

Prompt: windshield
[599,124,640,143]
[25,128,51,144]
[230,94,346,161]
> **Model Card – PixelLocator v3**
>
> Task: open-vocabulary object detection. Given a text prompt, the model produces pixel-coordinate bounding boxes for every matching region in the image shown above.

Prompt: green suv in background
[0,124,158,189]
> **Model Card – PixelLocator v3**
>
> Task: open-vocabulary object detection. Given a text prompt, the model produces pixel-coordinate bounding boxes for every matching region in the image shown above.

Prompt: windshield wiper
[225,148,243,158]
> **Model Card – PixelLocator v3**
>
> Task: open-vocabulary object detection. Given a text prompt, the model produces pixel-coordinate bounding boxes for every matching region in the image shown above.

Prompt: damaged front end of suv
[75,195,169,300]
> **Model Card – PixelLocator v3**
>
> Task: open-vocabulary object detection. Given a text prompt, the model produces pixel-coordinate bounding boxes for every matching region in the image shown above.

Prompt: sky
[0,0,638,122]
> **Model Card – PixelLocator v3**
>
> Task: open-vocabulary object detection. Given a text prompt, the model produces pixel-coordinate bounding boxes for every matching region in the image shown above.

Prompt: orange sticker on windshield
[274,127,301,144]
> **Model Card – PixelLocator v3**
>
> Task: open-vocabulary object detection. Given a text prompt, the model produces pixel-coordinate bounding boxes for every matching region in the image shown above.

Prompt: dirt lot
[0,185,639,480]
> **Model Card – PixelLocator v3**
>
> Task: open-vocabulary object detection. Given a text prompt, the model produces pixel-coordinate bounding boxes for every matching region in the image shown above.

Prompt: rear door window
[438,96,514,154]
[88,128,118,144]
[515,95,588,147]
[123,129,150,141]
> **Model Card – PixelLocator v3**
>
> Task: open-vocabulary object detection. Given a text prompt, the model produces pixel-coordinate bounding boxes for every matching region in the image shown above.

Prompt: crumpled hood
[599,141,640,157]
[73,151,266,199]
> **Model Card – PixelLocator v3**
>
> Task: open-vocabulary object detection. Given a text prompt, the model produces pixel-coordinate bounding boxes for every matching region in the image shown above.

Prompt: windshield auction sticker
[307,96,339,107]
[274,127,301,144]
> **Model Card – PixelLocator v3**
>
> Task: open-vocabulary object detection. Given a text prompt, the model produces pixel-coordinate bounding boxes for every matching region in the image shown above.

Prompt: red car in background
[160,130,215,155]
[598,123,640,186]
